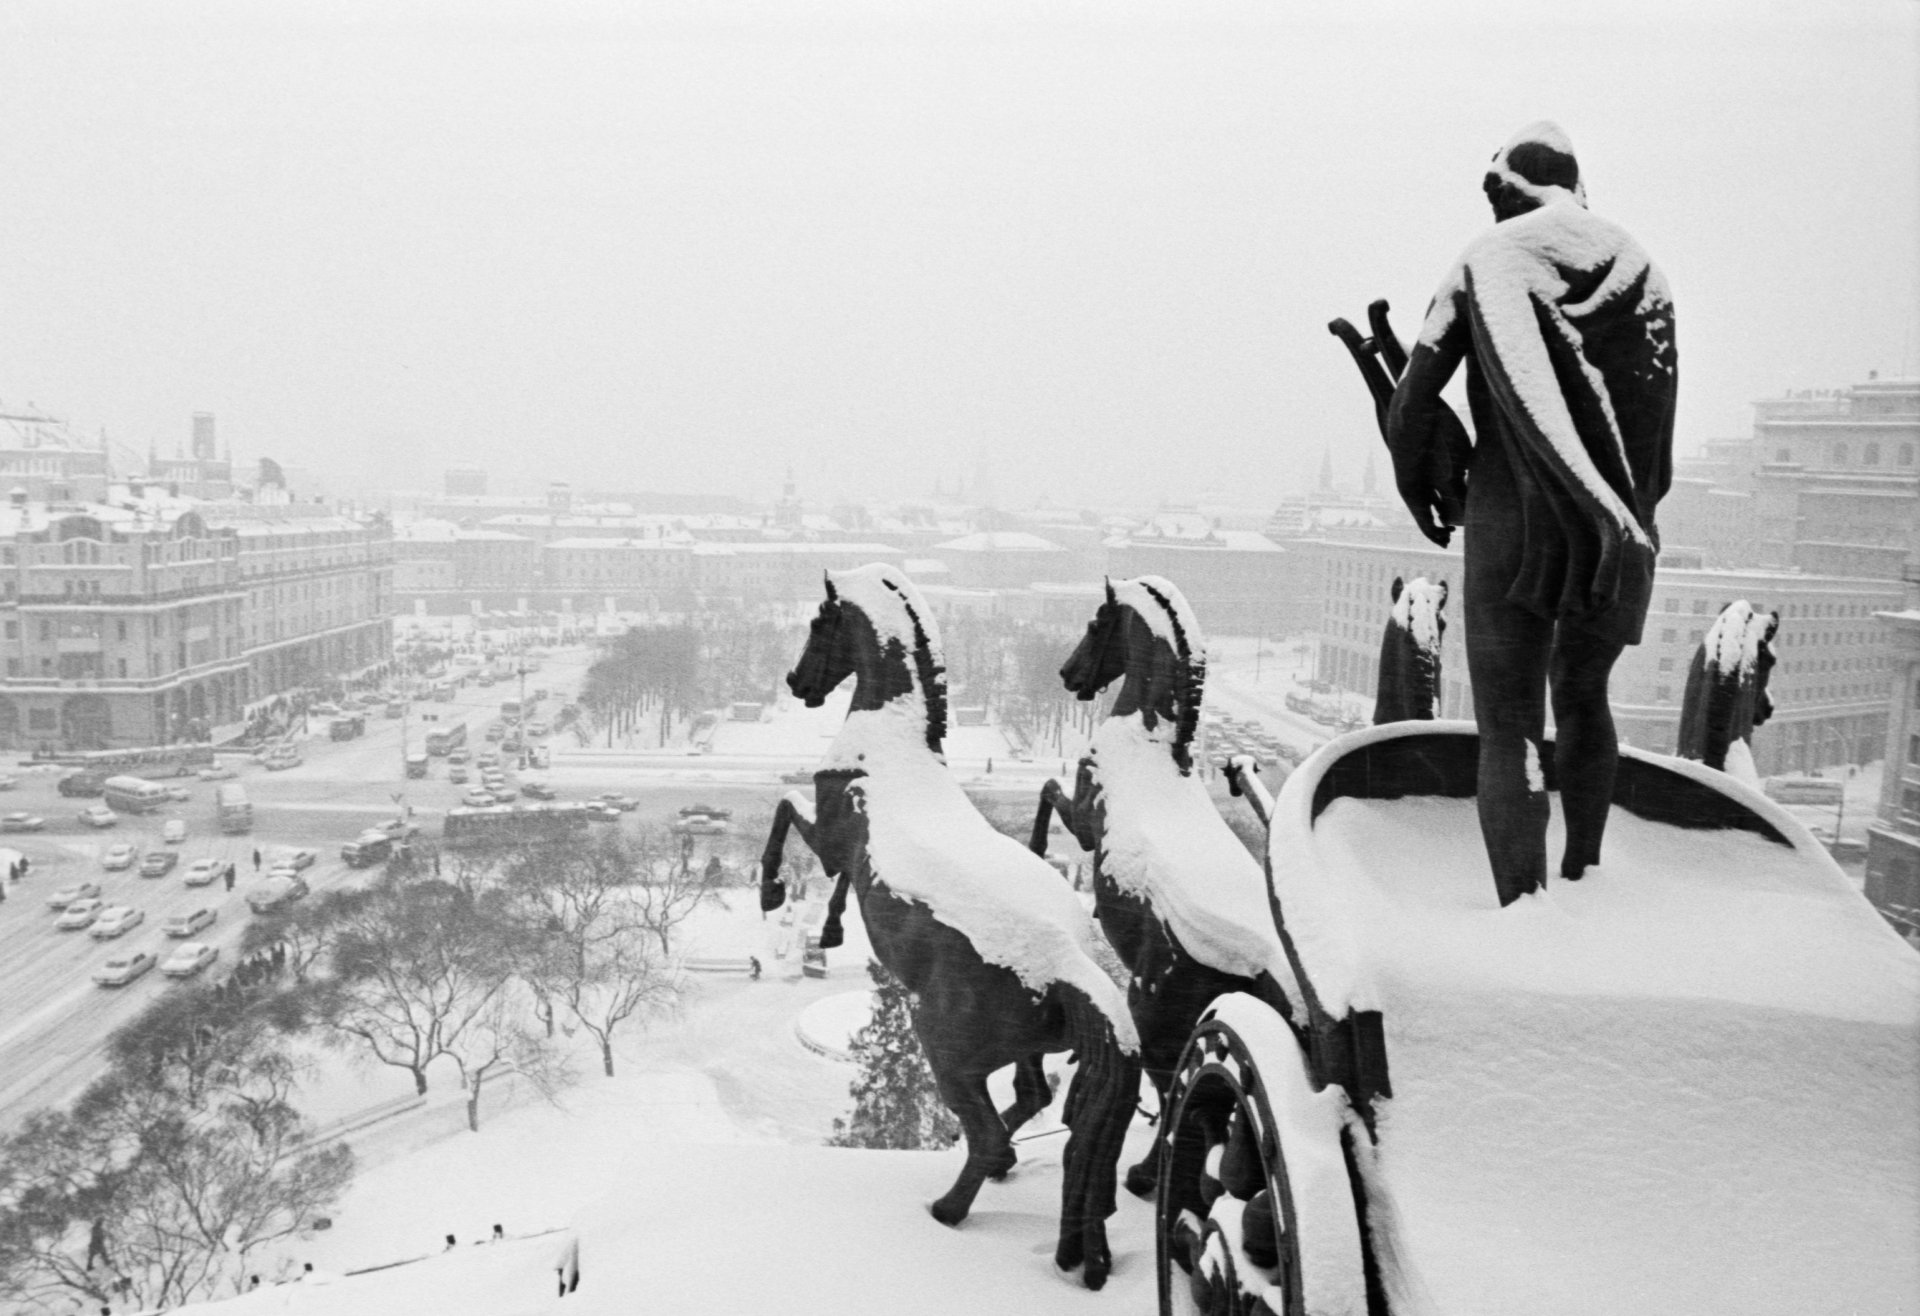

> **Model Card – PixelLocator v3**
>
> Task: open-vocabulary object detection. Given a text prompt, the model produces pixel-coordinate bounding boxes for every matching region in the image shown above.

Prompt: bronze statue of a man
[1386,122,1677,905]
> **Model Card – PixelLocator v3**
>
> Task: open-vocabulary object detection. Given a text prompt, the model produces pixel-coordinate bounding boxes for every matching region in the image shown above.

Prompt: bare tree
[307,879,520,1096]
[447,987,571,1132]
[507,831,684,1078]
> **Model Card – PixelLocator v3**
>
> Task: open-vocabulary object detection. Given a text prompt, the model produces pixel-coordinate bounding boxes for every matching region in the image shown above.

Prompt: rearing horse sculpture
[1030,576,1302,1197]
[1677,599,1779,780]
[759,564,1142,1289]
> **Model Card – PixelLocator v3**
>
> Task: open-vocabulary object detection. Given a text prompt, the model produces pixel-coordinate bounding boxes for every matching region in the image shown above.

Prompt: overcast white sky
[1,0,1915,510]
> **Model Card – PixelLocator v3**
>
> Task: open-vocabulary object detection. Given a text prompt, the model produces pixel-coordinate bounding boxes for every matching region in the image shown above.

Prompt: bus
[102,776,170,814]
[442,802,590,848]
[500,699,522,722]
[425,722,468,757]
[405,752,430,779]
[215,783,253,835]
[55,744,215,779]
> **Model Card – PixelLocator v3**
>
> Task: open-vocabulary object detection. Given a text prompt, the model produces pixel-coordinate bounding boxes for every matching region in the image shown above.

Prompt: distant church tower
[774,466,803,531]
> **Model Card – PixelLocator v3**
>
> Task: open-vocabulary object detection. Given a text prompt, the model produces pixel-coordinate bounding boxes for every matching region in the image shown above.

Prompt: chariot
[1157,721,1919,1315]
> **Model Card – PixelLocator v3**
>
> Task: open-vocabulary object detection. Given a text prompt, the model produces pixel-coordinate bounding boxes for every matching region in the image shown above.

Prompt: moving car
[584,801,622,823]
[600,794,639,813]
[55,897,105,930]
[139,851,179,878]
[47,881,103,910]
[0,773,16,790]
[89,905,144,938]
[93,950,157,987]
[2,812,45,833]
[489,783,518,802]
[197,764,239,781]
[162,819,188,844]
[519,779,557,801]
[276,848,318,871]
[248,872,310,912]
[340,833,393,868]
[163,907,217,938]
[78,805,119,828]
[160,942,218,978]
[672,804,730,834]
[263,745,303,771]
[164,784,191,803]
[183,859,223,887]
[102,843,138,870]
[462,789,497,808]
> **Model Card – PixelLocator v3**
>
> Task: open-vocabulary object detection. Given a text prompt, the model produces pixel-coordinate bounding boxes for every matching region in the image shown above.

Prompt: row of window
[1775,442,1918,467]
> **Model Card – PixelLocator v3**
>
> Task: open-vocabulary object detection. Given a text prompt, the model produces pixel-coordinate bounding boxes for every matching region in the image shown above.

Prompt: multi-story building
[203,505,393,704]
[1108,517,1297,638]
[1302,538,1901,773]
[1865,573,1920,943]
[147,413,236,501]
[0,495,248,748]
[0,407,111,503]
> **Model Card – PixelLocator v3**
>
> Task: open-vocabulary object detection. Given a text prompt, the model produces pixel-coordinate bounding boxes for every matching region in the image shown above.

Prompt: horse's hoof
[1081,1240,1112,1291]
[986,1150,1017,1181]
[1054,1232,1084,1273]
[1123,1159,1158,1198]
[929,1197,968,1228]
[818,924,843,950]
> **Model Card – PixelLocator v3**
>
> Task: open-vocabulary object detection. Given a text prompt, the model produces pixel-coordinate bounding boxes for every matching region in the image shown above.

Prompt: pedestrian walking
[224,863,236,892]
[252,848,261,872]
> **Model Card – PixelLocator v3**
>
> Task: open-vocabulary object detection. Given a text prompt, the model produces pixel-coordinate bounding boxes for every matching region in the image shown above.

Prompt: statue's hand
[1398,476,1455,548]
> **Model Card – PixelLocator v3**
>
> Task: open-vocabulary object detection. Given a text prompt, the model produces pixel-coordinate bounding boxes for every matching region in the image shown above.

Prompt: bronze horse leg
[998,1054,1053,1145]
[760,791,857,948]
[927,1065,1017,1225]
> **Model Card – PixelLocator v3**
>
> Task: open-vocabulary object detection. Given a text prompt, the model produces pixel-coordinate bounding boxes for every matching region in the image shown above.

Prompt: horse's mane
[1129,577,1204,775]
[881,575,949,753]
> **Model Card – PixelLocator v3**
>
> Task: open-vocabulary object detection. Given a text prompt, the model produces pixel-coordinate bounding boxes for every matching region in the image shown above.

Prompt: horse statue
[1676,599,1779,780]
[1225,574,1449,825]
[1028,577,1302,1197]
[758,564,1142,1289]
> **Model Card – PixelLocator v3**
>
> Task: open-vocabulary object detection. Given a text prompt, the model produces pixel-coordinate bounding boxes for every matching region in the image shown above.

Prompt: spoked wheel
[1155,994,1367,1316]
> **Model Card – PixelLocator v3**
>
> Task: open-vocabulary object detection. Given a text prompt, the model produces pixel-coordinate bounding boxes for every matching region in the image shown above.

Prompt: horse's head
[788,576,856,707]
[1060,581,1133,700]
[1088,576,1205,773]
[795,564,949,754]
[1377,576,1449,723]
[1747,607,1781,728]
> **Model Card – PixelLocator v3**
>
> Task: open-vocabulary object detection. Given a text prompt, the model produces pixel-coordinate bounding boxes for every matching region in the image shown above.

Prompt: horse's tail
[1055,983,1142,1289]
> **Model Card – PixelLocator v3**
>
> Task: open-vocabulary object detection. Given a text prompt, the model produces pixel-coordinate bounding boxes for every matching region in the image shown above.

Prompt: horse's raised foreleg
[997,1052,1053,1145]
[927,1068,1012,1226]
[759,791,819,914]
[1028,778,1068,856]
[1224,755,1273,830]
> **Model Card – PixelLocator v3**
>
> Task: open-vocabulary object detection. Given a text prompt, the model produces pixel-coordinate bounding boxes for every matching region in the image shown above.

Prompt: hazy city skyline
[2,0,1916,510]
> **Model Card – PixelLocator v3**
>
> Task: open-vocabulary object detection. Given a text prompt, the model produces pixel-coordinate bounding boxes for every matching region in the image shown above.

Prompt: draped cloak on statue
[1388,125,1678,647]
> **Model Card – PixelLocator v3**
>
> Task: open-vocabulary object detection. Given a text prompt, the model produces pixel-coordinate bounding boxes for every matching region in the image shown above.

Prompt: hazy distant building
[1866,562,1920,942]
[1105,517,1296,637]
[933,531,1071,589]
[445,465,489,497]
[0,406,110,503]
[148,412,236,500]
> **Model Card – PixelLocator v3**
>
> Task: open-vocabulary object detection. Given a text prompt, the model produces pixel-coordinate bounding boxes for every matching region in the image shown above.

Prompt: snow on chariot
[1154,720,1919,1315]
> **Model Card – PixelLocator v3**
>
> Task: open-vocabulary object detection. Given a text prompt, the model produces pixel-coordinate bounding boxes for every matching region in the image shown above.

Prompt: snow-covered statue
[1676,600,1778,781]
[1381,121,1678,906]
[1029,577,1301,1197]
[757,565,1141,1289]
[1373,575,1449,724]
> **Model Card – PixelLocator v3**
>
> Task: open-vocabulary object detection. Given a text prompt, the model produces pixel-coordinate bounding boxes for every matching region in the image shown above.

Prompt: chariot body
[1156,721,1920,1315]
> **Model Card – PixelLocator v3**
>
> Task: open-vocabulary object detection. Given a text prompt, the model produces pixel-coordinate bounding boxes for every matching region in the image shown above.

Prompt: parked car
[277,848,318,871]
[525,721,550,738]
[139,851,179,878]
[93,950,157,987]
[164,784,191,803]
[183,859,222,887]
[311,702,342,717]
[372,818,418,841]
[78,805,119,828]
[461,789,497,808]
[673,805,732,835]
[161,818,188,844]
[2,812,45,833]
[263,746,302,771]
[477,750,500,767]
[197,764,239,782]
[448,766,471,784]
[102,843,138,870]
[248,873,310,912]
[46,881,102,910]
[56,897,105,930]
[447,748,471,765]
[163,908,217,938]
[90,905,144,939]
[600,794,639,812]
[160,942,218,978]
[489,783,518,802]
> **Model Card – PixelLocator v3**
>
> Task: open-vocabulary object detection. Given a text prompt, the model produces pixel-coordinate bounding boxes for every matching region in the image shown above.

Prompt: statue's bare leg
[1549,625,1626,878]
[1463,542,1553,907]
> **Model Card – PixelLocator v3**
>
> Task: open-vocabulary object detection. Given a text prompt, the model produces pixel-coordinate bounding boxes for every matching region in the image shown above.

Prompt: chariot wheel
[1155,994,1368,1316]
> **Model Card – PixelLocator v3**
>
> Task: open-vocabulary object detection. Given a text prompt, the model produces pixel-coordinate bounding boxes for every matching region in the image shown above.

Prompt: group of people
[0,853,29,902]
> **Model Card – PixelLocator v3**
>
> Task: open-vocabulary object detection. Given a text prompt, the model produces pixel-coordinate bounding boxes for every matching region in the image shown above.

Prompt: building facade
[1865,600,1920,943]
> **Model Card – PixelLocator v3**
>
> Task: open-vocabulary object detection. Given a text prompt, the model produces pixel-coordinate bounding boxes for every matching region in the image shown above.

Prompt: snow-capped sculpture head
[1375,575,1449,725]
[788,564,948,753]
[1676,599,1780,771]
[1060,575,1205,773]
[1700,599,1779,680]
[1484,120,1586,222]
